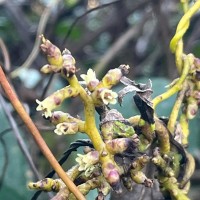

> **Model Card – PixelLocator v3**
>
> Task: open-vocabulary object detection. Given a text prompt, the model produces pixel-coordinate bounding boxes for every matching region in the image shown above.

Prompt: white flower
[80,68,97,84]
[80,68,99,91]
[36,99,52,118]
[99,88,118,105]
[75,151,99,177]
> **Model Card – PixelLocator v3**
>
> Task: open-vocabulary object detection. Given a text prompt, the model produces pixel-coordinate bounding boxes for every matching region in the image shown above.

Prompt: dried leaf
[118,77,152,105]
[133,94,154,124]
[118,77,154,123]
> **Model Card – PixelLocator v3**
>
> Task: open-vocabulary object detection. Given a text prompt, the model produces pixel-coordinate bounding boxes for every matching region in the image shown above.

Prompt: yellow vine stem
[167,81,188,134]
[170,0,200,53]
[181,0,189,13]
[180,113,189,146]
[67,75,116,167]
[174,0,188,73]
[175,39,184,73]
[152,55,191,110]
[0,66,85,200]
[170,0,200,72]
[128,116,170,154]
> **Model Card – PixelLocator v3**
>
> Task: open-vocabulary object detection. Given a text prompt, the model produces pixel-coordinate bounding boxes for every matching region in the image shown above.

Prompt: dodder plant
[27,1,200,200]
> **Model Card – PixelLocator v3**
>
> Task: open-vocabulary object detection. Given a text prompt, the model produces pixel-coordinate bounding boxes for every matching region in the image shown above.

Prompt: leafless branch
[0,38,11,72]
[10,0,62,79]
[93,12,151,76]
[0,136,8,189]
[0,94,41,180]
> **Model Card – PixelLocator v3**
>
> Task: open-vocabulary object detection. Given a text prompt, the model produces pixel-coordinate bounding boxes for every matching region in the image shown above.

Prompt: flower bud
[102,68,123,87]
[54,122,79,135]
[40,35,63,67]
[36,87,79,118]
[61,49,76,77]
[130,171,153,187]
[28,178,62,192]
[40,64,62,74]
[186,97,198,119]
[102,65,130,88]
[102,162,122,193]
[50,111,71,125]
[83,146,93,154]
[131,171,145,184]
[105,137,138,154]
[40,64,52,73]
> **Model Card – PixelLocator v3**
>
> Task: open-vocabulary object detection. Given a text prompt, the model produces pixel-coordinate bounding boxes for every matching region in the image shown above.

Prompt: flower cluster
[75,151,99,177]
[29,33,197,200]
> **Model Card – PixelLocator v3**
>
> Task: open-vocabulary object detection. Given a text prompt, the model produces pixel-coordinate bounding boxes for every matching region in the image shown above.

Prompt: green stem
[152,55,191,109]
[68,75,106,152]
[167,81,188,134]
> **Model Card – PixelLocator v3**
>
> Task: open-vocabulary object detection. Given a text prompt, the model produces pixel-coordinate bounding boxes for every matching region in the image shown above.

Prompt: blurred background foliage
[0,0,200,199]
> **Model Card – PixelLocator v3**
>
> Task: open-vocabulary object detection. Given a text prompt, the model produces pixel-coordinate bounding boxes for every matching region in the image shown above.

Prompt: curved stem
[152,55,191,109]
[167,81,188,134]
[0,67,85,200]
[170,0,200,53]
[128,116,170,154]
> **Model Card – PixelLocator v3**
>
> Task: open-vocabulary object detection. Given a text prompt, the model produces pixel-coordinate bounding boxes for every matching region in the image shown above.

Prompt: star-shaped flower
[75,151,99,177]
[36,99,52,118]
[80,68,99,91]
[99,88,118,105]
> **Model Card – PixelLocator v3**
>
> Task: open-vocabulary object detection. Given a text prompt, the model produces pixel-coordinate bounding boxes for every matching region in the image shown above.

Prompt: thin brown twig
[10,0,61,79]
[0,66,85,200]
[93,12,151,76]
[3,0,33,51]
[0,94,41,180]
[0,38,11,72]
[151,0,176,78]
[63,0,122,44]
[0,136,9,189]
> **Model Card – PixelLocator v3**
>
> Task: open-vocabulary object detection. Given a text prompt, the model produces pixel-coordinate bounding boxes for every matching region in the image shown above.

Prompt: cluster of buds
[130,155,153,187]
[35,36,145,196]
[50,111,85,135]
[29,36,195,200]
[40,35,76,77]
[28,178,64,192]
[185,96,198,119]
[81,65,129,106]
[36,36,130,117]
[100,109,139,154]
